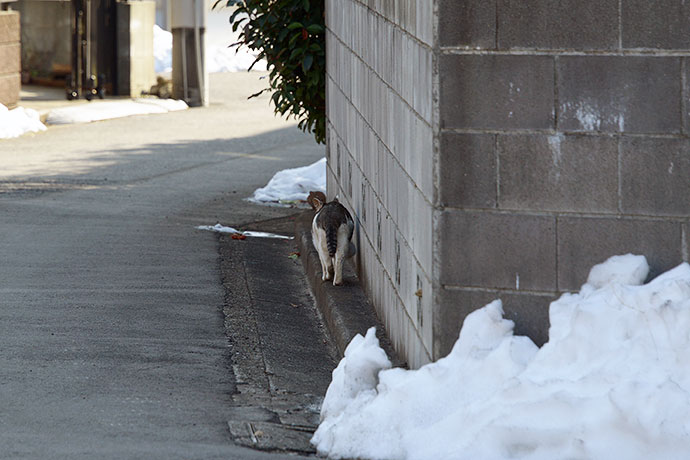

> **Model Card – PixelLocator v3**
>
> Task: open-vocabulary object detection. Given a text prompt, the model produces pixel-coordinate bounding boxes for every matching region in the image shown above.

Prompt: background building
[0,0,20,107]
[8,0,156,99]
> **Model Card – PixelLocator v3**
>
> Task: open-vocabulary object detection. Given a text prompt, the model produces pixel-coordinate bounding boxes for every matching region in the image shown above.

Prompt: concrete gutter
[294,211,404,367]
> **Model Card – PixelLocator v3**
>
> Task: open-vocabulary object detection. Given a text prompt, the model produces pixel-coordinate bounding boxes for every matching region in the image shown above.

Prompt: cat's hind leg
[318,251,331,281]
[316,228,333,281]
[321,250,334,282]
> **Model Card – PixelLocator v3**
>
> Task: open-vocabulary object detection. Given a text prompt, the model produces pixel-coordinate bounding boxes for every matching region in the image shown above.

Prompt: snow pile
[206,10,268,73]
[249,157,326,205]
[313,254,690,460]
[319,328,392,423]
[154,24,172,74]
[46,99,187,125]
[196,223,292,240]
[0,103,47,139]
[153,18,267,75]
[207,43,268,73]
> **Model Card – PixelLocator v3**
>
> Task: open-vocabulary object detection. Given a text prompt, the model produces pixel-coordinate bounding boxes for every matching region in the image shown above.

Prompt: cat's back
[315,201,353,230]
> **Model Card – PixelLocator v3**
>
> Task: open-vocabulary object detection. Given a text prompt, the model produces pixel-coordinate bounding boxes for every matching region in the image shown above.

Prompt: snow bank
[313,254,690,460]
[154,24,172,74]
[207,43,268,73]
[153,18,267,75]
[46,99,187,125]
[206,10,268,73]
[0,103,47,139]
[249,157,326,205]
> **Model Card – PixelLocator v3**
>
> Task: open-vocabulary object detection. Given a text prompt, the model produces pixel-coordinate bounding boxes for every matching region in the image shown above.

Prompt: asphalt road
[0,72,324,459]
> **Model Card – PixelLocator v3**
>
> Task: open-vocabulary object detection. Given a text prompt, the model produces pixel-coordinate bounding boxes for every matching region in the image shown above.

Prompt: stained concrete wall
[327,0,690,367]
[16,0,71,78]
[0,10,20,107]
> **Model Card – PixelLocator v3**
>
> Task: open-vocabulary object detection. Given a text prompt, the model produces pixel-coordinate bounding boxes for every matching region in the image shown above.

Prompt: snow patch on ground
[46,99,188,125]
[0,103,47,139]
[313,254,690,460]
[197,223,293,240]
[249,158,326,206]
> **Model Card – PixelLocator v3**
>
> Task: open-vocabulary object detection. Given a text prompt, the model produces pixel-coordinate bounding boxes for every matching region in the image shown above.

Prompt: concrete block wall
[325,0,435,367]
[117,1,156,97]
[327,0,690,366]
[0,10,20,108]
[435,0,690,357]
[15,1,71,78]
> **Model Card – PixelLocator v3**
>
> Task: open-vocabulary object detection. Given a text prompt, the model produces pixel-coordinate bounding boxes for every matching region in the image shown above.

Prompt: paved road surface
[0,72,324,459]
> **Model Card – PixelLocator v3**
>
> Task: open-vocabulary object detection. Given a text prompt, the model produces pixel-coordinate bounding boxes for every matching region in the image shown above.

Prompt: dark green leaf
[288,47,303,61]
[302,54,313,72]
[306,24,323,34]
[224,0,326,144]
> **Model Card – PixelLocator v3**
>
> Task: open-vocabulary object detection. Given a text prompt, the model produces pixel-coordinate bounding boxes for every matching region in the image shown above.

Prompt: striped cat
[308,192,356,286]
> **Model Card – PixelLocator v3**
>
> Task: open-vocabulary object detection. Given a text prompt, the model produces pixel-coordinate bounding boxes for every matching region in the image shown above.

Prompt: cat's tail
[326,225,338,258]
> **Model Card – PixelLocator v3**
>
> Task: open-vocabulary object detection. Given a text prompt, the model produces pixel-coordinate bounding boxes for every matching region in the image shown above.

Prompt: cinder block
[0,73,19,108]
[0,12,19,44]
[558,56,681,133]
[440,54,555,130]
[620,137,690,216]
[498,291,553,347]
[682,220,690,262]
[439,132,497,209]
[497,0,618,50]
[622,0,690,49]
[438,0,495,48]
[0,42,20,74]
[682,58,690,135]
[415,0,433,46]
[439,210,557,291]
[558,216,684,291]
[498,134,618,212]
[434,288,554,358]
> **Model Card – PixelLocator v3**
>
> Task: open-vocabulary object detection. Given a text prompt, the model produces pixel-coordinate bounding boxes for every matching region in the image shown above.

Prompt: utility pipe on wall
[170,0,207,106]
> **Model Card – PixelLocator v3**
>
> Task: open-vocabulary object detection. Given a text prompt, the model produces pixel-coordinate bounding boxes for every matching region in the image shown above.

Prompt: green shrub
[216,0,326,144]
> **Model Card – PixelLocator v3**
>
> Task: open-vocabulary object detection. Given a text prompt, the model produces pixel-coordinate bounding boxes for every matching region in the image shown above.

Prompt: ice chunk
[585,253,649,289]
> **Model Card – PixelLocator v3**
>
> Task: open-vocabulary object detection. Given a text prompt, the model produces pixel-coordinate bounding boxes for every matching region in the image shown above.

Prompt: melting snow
[249,158,326,206]
[46,99,188,125]
[154,14,267,75]
[313,254,690,460]
[154,25,173,74]
[0,103,47,139]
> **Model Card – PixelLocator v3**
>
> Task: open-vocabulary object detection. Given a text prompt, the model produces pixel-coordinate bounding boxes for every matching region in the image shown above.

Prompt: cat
[308,192,356,286]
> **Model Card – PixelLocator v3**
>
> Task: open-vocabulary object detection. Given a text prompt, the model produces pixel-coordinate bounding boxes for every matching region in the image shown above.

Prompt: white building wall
[325,0,435,368]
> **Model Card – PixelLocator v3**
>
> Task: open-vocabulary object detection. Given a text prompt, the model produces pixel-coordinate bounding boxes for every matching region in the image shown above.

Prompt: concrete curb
[295,211,403,366]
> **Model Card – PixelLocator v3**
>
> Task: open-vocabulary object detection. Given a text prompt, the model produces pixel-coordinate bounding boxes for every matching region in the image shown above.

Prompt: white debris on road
[0,103,47,139]
[249,157,326,206]
[313,254,690,460]
[46,99,188,125]
[197,224,293,240]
